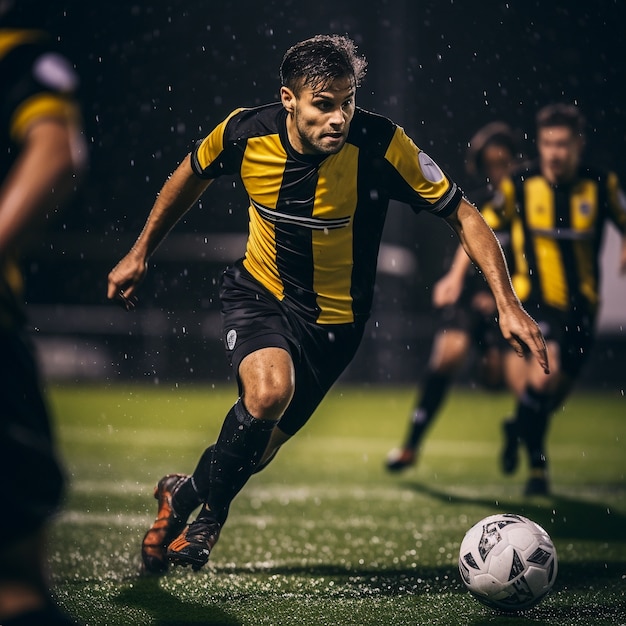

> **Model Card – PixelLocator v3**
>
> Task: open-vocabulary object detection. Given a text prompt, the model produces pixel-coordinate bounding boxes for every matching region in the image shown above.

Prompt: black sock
[515,387,551,469]
[171,446,215,517]
[405,371,450,449]
[198,399,275,525]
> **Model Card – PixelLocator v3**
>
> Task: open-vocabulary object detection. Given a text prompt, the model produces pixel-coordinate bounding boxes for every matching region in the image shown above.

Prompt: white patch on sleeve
[33,53,78,92]
[418,151,445,184]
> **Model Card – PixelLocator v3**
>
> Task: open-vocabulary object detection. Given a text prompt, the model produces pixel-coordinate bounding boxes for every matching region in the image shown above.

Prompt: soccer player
[0,3,86,624]
[487,103,626,495]
[438,103,626,495]
[107,35,549,574]
[385,122,527,472]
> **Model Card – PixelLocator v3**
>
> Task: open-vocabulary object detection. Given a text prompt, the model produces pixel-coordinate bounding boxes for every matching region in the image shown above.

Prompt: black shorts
[0,331,66,543]
[437,289,503,353]
[524,301,596,378]
[219,261,365,436]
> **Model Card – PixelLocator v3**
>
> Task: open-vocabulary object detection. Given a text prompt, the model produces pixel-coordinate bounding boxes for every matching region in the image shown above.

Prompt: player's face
[481,144,514,187]
[281,76,356,155]
[537,126,583,183]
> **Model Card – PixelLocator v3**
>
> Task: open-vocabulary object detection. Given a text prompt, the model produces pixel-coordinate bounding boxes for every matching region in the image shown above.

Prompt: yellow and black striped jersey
[482,162,626,312]
[0,28,80,330]
[191,103,462,324]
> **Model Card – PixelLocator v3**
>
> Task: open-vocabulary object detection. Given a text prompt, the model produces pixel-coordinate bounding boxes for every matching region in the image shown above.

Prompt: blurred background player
[481,103,626,495]
[386,122,526,472]
[0,1,86,623]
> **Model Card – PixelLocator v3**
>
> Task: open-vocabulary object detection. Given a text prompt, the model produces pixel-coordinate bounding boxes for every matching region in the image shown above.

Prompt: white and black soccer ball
[458,513,558,612]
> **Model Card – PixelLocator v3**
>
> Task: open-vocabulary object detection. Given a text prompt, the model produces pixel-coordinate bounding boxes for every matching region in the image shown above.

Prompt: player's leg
[499,348,529,474]
[167,317,363,570]
[0,333,76,624]
[166,347,294,570]
[501,338,563,494]
[386,327,471,471]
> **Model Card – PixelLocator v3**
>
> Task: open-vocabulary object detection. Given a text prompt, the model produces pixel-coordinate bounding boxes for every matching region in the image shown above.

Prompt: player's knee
[244,378,294,420]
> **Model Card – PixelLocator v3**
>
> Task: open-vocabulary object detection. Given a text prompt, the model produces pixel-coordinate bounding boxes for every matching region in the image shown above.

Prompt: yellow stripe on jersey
[241,134,288,300]
[571,179,599,306]
[194,108,243,172]
[313,144,359,323]
[384,127,451,202]
[0,29,41,59]
[10,94,79,142]
[510,217,531,302]
[523,177,567,308]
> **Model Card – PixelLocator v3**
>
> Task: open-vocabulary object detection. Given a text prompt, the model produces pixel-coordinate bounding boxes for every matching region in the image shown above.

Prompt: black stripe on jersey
[349,115,396,319]
[273,155,321,318]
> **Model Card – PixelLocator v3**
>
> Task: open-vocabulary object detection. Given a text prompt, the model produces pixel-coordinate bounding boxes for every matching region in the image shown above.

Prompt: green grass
[46,384,626,625]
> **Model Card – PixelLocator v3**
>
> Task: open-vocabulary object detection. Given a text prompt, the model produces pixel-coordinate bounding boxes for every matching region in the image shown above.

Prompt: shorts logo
[226,329,237,350]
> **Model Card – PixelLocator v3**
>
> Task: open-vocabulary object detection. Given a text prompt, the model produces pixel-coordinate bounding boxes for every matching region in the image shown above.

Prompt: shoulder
[347,107,397,150]
[1,29,77,93]
[221,102,284,141]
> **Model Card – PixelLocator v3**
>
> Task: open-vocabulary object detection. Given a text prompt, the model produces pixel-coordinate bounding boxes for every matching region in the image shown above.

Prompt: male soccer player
[0,2,86,623]
[437,103,626,495]
[486,103,626,495]
[107,35,548,573]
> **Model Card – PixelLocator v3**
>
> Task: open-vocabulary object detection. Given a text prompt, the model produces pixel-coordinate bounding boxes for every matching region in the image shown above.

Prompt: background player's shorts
[219,261,365,436]
[437,291,503,353]
[0,331,66,544]
[524,301,596,378]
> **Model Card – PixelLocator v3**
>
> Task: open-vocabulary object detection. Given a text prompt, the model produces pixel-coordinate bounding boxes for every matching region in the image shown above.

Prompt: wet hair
[280,34,367,94]
[536,103,586,136]
[466,121,518,178]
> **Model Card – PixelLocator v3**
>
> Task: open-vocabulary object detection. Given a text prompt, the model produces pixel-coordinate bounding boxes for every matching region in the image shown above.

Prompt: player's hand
[107,250,147,311]
[432,272,464,308]
[499,305,550,375]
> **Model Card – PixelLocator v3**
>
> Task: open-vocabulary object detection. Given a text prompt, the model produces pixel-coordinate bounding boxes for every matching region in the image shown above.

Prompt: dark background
[13,0,626,388]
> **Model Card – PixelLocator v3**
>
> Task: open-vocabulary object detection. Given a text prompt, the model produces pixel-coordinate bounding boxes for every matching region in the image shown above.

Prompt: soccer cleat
[167,518,221,571]
[385,447,416,472]
[141,473,189,574]
[524,469,550,496]
[500,418,520,475]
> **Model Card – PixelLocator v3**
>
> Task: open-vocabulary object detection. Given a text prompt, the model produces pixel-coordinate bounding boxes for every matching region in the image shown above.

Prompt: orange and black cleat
[167,518,221,571]
[141,473,189,574]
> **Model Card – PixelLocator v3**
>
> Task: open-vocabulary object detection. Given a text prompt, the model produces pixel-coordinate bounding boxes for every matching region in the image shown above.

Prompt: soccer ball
[458,513,558,612]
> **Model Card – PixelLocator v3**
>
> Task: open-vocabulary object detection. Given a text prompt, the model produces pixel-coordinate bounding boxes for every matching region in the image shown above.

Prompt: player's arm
[444,197,549,374]
[0,118,85,255]
[107,153,212,308]
[431,243,473,308]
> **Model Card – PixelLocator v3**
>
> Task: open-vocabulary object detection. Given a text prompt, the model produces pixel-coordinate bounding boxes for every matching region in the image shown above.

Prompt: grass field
[46,383,626,625]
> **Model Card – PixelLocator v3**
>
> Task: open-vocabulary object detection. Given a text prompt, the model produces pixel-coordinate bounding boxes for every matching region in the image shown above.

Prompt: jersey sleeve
[384,126,462,217]
[6,34,80,143]
[606,171,626,234]
[190,108,244,179]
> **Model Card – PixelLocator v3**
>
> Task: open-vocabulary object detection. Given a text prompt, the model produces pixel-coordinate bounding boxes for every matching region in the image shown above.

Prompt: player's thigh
[526,340,563,393]
[429,328,471,371]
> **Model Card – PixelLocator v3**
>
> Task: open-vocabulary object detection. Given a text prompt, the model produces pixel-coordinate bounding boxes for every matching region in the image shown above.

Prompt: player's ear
[280,86,295,113]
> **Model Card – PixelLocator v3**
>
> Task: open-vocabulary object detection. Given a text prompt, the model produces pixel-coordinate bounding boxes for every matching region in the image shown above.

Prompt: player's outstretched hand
[499,305,550,374]
[107,250,146,311]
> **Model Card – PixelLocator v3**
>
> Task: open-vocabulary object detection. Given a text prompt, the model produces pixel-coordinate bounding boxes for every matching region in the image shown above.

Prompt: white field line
[58,427,600,460]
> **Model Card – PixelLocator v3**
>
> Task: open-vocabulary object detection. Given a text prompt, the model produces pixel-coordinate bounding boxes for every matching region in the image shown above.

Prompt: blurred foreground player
[0,3,86,623]
[107,35,548,574]
[386,122,527,472]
